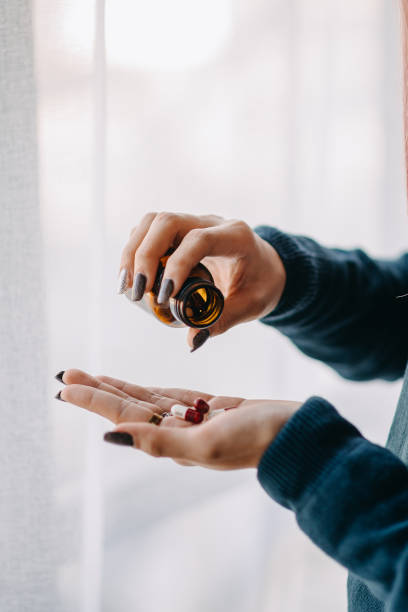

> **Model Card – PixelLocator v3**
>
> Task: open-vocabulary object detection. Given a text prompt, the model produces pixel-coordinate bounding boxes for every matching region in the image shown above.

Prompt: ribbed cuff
[253,226,320,320]
[257,396,363,510]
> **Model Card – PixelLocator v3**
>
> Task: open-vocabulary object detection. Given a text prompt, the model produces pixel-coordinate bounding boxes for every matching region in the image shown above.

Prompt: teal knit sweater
[255,226,408,612]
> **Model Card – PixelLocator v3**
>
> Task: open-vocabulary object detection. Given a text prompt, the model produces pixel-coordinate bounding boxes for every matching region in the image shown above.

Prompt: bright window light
[106,0,232,71]
[60,0,232,71]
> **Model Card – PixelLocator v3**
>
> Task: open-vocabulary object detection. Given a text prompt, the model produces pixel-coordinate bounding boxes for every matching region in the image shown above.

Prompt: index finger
[95,374,214,406]
[161,220,254,297]
[60,384,157,424]
[130,213,221,296]
[146,386,214,405]
[118,212,158,290]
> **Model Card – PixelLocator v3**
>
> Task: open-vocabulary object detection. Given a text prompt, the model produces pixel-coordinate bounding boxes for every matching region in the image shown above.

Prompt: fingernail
[157,278,174,304]
[117,269,128,295]
[190,329,210,353]
[55,370,66,384]
[55,390,65,402]
[103,431,134,446]
[131,273,147,301]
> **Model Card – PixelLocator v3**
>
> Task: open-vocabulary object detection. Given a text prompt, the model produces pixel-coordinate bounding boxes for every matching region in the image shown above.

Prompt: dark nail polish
[55,390,65,401]
[55,370,65,384]
[104,431,134,446]
[157,278,174,304]
[190,329,210,353]
[131,273,147,301]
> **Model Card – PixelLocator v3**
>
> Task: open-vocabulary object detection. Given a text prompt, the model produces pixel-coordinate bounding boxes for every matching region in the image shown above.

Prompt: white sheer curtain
[0,2,60,611]
[1,0,405,610]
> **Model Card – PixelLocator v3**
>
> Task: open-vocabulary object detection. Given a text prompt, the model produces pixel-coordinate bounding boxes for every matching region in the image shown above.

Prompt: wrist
[255,237,287,317]
[253,225,320,322]
[251,400,301,468]
[257,397,363,509]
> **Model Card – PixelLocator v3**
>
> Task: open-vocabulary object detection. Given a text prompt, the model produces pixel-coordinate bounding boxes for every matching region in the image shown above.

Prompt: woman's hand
[118,213,286,350]
[57,369,301,469]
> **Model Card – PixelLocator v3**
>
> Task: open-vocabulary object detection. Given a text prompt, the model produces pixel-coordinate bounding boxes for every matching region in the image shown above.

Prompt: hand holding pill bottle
[117,212,286,351]
[124,249,224,330]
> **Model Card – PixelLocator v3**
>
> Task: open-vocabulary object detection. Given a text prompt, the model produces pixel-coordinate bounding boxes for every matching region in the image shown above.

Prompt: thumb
[106,422,197,460]
[187,293,245,350]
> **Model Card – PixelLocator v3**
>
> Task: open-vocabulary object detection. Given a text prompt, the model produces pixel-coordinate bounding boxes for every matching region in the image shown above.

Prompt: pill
[170,404,203,424]
[193,398,210,414]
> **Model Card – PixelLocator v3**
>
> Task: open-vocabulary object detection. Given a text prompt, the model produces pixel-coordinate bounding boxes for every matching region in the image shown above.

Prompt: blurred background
[2,0,406,610]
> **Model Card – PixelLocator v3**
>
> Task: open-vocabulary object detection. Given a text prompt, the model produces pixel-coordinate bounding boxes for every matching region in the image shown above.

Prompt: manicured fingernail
[55,390,65,402]
[190,329,210,353]
[131,273,147,301]
[117,269,128,295]
[157,278,174,304]
[55,370,66,384]
[104,431,134,446]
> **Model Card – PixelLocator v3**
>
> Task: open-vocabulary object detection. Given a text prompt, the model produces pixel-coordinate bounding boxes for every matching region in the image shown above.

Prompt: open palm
[58,369,300,469]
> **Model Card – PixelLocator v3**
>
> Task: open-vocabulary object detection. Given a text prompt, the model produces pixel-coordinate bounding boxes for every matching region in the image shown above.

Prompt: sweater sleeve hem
[253,226,322,322]
[257,396,363,510]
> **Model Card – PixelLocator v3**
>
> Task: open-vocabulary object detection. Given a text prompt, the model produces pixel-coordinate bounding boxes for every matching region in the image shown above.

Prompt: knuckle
[121,245,135,262]
[141,211,157,226]
[231,219,251,236]
[129,212,157,238]
[186,227,209,244]
[134,244,155,263]
[207,214,224,224]
[148,437,163,457]
[231,219,256,248]
[155,211,177,227]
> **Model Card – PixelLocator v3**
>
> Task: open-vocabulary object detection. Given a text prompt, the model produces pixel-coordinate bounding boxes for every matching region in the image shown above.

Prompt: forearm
[257,398,408,610]
[255,226,408,381]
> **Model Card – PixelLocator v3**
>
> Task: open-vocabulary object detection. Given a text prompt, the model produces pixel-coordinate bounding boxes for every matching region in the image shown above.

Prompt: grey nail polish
[117,269,128,295]
[55,370,66,384]
[104,431,134,446]
[190,329,210,353]
[157,278,174,304]
[55,390,65,401]
[131,273,147,301]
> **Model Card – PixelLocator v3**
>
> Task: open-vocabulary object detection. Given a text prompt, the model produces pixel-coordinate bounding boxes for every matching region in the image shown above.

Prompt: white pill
[171,404,189,418]
[170,404,203,424]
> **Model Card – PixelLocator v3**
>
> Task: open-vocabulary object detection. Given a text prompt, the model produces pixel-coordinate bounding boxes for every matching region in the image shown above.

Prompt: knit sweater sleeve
[257,397,408,611]
[254,226,408,381]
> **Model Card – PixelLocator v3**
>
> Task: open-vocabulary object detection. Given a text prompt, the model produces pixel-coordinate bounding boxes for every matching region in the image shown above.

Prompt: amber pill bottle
[125,251,224,329]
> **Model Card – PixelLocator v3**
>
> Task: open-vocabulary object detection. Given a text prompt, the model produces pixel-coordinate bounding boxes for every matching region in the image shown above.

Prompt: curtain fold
[0,2,59,611]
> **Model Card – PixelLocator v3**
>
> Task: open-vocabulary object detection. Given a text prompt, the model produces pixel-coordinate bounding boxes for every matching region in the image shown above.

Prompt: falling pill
[170,404,203,424]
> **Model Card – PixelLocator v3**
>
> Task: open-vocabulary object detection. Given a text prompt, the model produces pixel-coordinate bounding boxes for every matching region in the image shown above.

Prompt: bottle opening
[173,280,224,328]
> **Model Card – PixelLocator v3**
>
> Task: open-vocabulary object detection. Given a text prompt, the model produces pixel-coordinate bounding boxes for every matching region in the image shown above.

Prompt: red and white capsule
[193,398,210,414]
[170,404,203,424]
